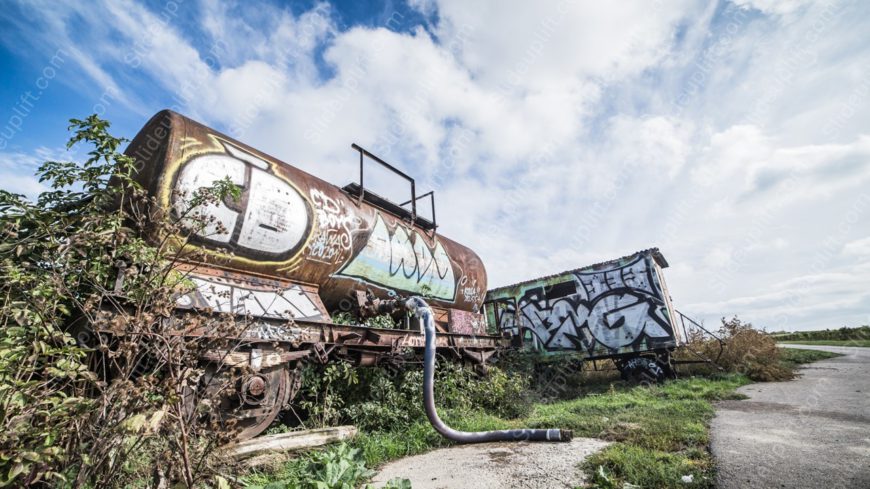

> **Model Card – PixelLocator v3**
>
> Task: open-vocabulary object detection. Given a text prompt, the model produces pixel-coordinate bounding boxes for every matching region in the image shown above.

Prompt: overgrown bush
[0,115,247,487]
[341,367,425,432]
[436,362,532,419]
[298,362,362,428]
[683,317,792,381]
[294,358,532,434]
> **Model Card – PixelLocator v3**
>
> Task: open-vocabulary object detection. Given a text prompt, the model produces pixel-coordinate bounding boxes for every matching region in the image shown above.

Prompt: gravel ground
[711,344,870,489]
[370,437,611,489]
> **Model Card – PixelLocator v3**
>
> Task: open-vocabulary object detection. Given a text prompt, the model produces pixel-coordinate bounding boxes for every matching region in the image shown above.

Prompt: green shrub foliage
[295,358,532,434]
[0,115,243,487]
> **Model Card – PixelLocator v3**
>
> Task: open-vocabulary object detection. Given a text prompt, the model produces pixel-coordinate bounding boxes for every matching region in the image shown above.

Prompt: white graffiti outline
[305,188,361,264]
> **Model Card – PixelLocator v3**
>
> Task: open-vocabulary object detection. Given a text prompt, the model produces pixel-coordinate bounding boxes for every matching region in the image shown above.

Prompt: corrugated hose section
[406,296,572,444]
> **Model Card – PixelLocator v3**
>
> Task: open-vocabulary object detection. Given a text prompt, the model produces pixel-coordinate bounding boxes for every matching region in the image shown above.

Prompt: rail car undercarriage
[89,309,506,440]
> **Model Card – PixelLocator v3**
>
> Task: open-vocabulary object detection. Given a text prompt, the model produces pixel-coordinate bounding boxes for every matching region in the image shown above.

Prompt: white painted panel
[279,286,322,319]
[173,155,245,243]
[193,278,233,313]
[237,167,310,255]
[176,275,323,321]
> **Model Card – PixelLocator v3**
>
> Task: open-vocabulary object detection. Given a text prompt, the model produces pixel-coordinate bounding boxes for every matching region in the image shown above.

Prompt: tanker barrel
[124,110,487,317]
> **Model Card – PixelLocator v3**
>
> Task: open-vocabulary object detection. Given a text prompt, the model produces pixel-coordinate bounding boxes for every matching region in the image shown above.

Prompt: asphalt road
[711,344,870,489]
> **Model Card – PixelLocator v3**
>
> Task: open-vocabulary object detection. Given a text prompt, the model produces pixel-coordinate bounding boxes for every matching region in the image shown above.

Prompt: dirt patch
[370,438,611,489]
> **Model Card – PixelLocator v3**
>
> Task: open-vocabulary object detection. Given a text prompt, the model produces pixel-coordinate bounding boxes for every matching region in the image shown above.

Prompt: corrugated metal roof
[487,247,668,294]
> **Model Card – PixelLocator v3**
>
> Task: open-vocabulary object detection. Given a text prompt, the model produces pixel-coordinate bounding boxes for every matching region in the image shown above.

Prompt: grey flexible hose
[406,297,572,443]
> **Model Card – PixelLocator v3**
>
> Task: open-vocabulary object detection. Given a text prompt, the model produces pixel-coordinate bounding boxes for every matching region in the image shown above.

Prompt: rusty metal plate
[448,309,486,336]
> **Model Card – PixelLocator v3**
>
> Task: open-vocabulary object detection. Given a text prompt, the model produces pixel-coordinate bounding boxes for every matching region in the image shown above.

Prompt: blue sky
[1,0,869,331]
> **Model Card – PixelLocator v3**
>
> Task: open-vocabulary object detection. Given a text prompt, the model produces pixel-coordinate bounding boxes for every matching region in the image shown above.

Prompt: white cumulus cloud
[2,0,869,331]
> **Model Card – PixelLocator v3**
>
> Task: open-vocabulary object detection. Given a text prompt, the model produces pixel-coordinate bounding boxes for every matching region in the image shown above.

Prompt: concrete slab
[370,438,611,489]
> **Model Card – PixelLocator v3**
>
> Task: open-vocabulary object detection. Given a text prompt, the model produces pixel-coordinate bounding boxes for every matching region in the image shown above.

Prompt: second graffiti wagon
[483,249,687,382]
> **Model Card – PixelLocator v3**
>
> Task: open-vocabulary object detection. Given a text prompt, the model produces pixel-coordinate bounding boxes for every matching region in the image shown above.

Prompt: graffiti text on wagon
[176,276,323,321]
[337,214,456,301]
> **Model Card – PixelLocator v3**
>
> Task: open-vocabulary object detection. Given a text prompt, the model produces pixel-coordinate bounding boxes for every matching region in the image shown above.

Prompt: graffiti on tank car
[306,232,346,264]
[337,213,456,301]
[497,254,674,355]
[242,322,303,342]
[176,275,323,321]
[458,275,483,309]
[305,189,361,264]
[400,335,490,348]
[448,309,486,335]
[172,141,312,260]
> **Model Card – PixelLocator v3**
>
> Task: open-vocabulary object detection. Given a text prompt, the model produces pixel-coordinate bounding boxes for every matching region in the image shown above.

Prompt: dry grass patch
[678,317,793,381]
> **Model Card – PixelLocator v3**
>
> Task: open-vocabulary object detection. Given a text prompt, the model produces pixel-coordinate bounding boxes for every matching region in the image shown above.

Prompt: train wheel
[189,364,297,441]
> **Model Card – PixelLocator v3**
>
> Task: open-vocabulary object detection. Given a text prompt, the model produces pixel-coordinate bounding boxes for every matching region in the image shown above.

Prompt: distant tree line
[772,325,870,342]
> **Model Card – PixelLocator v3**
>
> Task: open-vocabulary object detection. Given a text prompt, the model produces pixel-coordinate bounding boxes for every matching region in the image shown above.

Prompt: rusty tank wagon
[106,110,505,439]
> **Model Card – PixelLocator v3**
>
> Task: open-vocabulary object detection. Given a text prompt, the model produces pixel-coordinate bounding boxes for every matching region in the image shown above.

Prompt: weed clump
[588,444,710,489]
[244,443,410,489]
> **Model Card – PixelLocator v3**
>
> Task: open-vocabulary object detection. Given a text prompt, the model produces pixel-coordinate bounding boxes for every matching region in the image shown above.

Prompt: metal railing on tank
[344,143,437,231]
